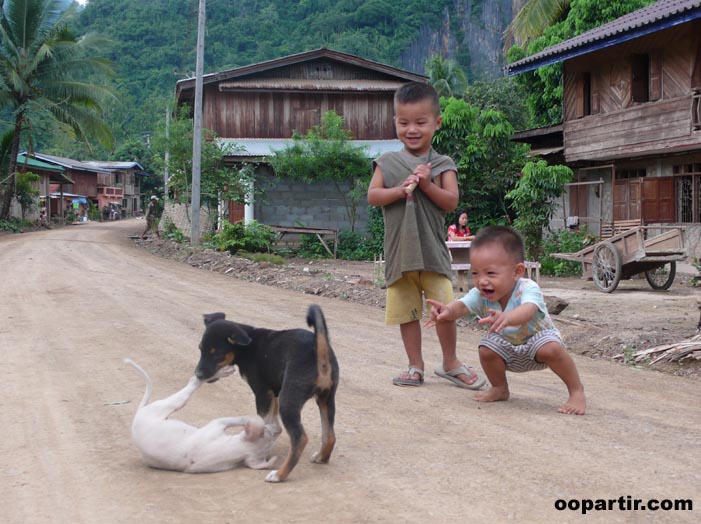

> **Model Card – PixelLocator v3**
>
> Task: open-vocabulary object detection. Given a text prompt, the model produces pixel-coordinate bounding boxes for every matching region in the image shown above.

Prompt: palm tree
[425,55,468,98]
[0,0,115,219]
[503,0,571,50]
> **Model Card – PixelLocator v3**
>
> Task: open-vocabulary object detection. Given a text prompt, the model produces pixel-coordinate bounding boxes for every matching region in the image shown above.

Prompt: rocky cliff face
[399,0,517,80]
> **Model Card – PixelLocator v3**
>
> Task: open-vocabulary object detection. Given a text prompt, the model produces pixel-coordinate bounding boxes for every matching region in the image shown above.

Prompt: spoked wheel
[645,262,676,291]
[592,241,622,293]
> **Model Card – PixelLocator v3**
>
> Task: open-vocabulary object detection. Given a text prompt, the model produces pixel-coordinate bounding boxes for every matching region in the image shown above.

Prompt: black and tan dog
[195,304,339,482]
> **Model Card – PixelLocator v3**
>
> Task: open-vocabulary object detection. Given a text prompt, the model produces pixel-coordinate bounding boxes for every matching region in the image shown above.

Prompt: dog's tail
[123,358,152,409]
[307,304,333,390]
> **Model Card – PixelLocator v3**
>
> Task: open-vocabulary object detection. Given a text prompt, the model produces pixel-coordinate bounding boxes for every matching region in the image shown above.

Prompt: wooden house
[14,153,73,220]
[84,161,149,216]
[506,0,701,258]
[175,48,426,232]
[30,153,108,218]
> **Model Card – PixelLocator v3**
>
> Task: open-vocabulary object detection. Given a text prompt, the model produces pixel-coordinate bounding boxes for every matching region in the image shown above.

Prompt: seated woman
[447,208,475,241]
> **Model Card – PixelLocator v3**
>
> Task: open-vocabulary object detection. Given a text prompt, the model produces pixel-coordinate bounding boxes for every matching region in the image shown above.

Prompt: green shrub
[0,218,22,233]
[296,232,330,258]
[213,220,278,254]
[540,228,595,277]
[337,230,372,260]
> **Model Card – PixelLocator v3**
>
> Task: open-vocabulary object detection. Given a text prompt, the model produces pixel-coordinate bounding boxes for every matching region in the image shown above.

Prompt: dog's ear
[203,312,226,325]
[243,418,265,442]
[227,331,251,346]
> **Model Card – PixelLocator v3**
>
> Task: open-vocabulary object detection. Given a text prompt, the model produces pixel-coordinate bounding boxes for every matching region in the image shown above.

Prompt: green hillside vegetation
[73,0,454,150]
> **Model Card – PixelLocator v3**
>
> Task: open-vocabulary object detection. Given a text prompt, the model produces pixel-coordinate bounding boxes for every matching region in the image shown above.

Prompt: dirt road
[1,220,699,524]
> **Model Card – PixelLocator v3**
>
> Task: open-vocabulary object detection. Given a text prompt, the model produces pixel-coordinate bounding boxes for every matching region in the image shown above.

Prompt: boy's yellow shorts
[385,271,454,325]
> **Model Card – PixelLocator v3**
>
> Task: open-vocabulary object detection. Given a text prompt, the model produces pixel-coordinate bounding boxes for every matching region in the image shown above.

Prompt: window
[574,72,597,118]
[672,163,701,222]
[631,54,650,103]
[583,73,592,116]
[616,168,646,179]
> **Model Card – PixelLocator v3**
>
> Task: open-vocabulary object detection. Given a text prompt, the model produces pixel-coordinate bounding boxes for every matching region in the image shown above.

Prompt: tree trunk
[0,115,24,220]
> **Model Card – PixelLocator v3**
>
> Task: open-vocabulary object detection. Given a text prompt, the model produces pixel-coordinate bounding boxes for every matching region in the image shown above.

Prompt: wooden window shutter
[692,41,701,87]
[642,177,675,222]
[613,181,629,221]
[574,73,584,118]
[649,51,662,101]
[591,74,600,114]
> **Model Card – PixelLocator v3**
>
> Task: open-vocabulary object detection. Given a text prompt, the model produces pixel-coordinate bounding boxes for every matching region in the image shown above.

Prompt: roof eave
[506,9,701,76]
[175,48,426,98]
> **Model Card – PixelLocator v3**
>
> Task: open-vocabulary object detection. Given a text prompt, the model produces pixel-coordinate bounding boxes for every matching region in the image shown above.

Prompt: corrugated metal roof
[17,153,75,184]
[16,153,64,173]
[217,138,403,158]
[506,0,701,75]
[84,160,144,170]
[219,79,405,92]
[33,152,112,174]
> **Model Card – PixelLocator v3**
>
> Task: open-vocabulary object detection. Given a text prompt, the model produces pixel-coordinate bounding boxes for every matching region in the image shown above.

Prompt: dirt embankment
[137,236,701,381]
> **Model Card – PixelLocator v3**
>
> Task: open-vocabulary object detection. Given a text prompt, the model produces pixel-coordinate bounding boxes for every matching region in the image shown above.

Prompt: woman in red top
[447,208,474,241]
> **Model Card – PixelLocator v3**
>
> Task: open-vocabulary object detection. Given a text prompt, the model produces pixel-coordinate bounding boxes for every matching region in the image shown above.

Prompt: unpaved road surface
[1,219,699,524]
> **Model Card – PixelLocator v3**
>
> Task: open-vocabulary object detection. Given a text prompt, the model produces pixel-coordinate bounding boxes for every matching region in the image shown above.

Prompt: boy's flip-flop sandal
[434,365,486,390]
[393,367,424,387]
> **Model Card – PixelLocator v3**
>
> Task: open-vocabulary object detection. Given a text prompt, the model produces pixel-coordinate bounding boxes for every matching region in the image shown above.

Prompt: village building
[506,0,701,259]
[83,160,148,217]
[19,153,148,221]
[175,47,425,235]
[13,154,73,221]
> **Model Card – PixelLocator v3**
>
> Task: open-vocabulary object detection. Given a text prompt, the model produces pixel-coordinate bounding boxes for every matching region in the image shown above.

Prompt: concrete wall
[160,202,216,238]
[252,167,370,233]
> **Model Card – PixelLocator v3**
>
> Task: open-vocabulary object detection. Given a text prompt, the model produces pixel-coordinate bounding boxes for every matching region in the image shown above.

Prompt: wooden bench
[524,260,541,284]
[446,242,541,290]
[600,219,642,240]
[270,225,338,258]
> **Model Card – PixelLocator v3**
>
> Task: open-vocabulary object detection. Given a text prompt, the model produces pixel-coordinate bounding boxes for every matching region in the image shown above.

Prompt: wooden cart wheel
[592,241,622,293]
[645,262,676,291]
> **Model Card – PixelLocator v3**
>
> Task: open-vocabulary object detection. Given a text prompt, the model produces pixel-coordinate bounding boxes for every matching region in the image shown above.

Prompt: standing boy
[367,82,484,390]
[426,226,586,414]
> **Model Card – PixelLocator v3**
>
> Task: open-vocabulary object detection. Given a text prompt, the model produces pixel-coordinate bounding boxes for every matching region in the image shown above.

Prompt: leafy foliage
[506,159,573,259]
[15,171,40,219]
[269,110,371,231]
[426,55,468,97]
[540,227,594,276]
[212,220,278,255]
[0,0,115,218]
[149,105,257,208]
[71,0,456,147]
[434,97,528,228]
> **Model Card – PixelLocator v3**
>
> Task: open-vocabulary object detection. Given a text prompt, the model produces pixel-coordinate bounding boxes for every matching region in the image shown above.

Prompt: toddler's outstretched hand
[478,309,510,333]
[424,298,448,328]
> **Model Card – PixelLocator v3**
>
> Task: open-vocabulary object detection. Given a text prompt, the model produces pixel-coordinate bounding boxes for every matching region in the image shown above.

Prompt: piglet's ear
[203,312,226,325]
[227,332,251,346]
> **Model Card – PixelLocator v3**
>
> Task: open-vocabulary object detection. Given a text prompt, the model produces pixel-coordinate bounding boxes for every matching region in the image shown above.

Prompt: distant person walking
[141,196,161,240]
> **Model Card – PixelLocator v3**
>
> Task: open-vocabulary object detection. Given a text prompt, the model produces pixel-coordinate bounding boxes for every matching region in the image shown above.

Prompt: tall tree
[0,0,115,219]
[503,0,571,50]
[425,55,467,98]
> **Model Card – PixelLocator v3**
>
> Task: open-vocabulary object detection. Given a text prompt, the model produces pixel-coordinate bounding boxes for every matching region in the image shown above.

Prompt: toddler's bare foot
[474,386,509,403]
[558,390,586,415]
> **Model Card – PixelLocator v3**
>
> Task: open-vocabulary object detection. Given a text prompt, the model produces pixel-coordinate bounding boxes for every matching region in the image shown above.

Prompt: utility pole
[164,107,170,205]
[191,0,206,246]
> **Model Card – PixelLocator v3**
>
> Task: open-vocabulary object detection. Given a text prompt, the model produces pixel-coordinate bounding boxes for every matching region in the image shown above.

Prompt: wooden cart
[552,226,686,293]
